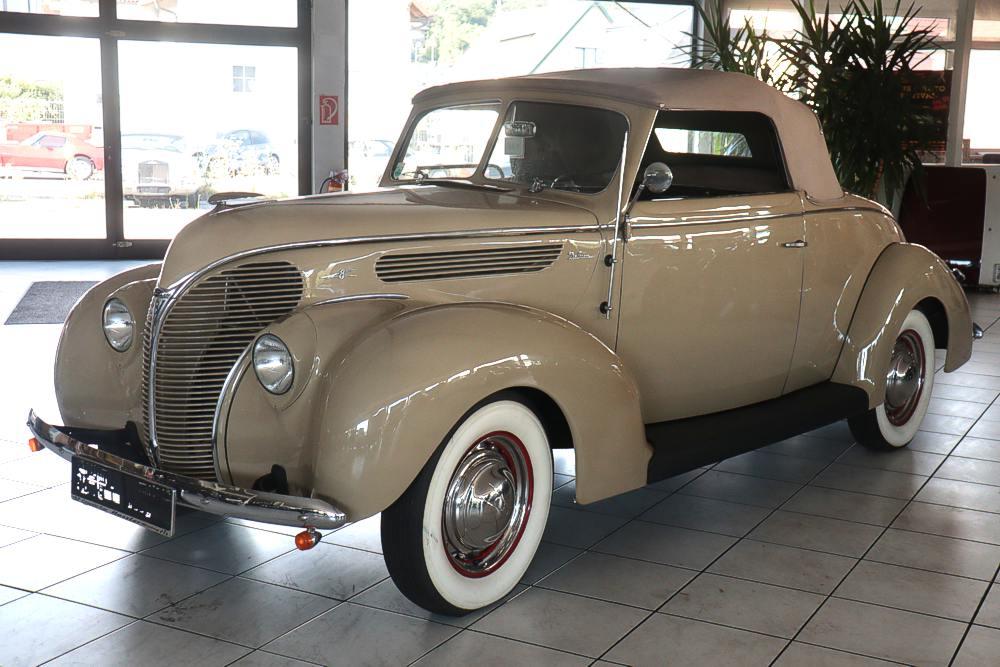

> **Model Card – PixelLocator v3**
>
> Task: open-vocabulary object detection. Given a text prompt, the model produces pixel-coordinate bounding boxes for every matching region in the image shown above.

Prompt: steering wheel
[550,174,581,192]
[484,163,506,179]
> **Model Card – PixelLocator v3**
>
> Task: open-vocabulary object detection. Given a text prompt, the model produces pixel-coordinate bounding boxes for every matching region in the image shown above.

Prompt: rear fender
[832,243,972,407]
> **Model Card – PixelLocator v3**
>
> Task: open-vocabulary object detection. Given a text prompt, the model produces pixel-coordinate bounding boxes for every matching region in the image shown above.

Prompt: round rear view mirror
[643,162,673,195]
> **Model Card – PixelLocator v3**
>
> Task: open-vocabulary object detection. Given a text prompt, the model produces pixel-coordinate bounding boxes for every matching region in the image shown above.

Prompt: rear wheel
[66,156,95,181]
[848,309,935,449]
[381,399,553,615]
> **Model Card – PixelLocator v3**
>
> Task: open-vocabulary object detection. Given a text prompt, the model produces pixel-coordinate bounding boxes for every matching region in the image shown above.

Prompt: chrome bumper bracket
[26,410,348,530]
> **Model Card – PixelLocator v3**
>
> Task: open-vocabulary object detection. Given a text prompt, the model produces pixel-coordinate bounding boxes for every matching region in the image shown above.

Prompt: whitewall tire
[848,309,935,449]
[381,398,553,615]
[66,156,95,181]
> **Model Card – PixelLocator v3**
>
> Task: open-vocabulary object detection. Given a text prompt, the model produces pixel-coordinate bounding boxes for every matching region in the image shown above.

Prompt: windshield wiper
[412,178,513,193]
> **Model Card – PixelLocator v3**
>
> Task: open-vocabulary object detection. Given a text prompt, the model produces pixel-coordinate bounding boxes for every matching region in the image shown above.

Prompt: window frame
[0,0,312,260]
[232,64,257,93]
[386,100,504,185]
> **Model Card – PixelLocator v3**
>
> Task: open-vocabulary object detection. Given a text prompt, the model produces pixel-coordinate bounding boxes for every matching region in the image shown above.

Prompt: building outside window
[348,0,697,190]
[232,65,257,93]
[576,46,598,67]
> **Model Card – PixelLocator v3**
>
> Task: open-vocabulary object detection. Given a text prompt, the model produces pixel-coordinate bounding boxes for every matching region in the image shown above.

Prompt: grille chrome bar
[142,260,303,480]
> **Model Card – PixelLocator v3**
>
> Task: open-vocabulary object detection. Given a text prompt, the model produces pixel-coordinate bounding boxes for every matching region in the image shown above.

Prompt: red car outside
[0,131,104,180]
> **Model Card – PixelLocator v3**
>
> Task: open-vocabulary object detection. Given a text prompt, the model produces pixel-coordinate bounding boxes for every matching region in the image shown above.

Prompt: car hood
[158,186,599,287]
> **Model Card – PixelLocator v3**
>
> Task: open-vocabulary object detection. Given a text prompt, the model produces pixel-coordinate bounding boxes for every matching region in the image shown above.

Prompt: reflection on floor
[1,261,999,666]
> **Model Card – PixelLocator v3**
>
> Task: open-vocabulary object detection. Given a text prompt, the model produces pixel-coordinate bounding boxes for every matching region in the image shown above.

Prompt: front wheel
[848,309,935,449]
[381,399,553,615]
[264,154,280,175]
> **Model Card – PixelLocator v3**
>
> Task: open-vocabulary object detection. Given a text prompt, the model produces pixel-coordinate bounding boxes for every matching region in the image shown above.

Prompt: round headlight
[102,298,134,352]
[253,334,294,395]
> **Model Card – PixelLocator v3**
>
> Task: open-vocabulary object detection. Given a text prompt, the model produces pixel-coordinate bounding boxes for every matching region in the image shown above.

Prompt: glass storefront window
[0,0,98,17]
[348,0,695,191]
[0,33,105,239]
[118,41,298,240]
[728,8,801,37]
[115,0,296,27]
[964,49,1000,163]
[974,0,1000,41]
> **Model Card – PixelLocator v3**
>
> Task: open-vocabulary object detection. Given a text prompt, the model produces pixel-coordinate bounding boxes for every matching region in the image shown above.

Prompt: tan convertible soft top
[415,67,844,201]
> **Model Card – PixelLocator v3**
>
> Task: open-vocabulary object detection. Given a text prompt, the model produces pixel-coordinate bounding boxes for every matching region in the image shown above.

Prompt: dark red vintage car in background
[0,131,104,180]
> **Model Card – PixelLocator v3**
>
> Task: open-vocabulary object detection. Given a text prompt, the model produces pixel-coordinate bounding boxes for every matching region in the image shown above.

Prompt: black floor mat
[4,281,98,325]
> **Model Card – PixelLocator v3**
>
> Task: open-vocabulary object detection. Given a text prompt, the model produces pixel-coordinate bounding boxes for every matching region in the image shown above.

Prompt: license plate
[70,456,176,536]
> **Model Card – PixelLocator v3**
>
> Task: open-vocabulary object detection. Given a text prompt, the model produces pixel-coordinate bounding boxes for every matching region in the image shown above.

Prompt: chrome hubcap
[443,432,532,577]
[885,329,925,427]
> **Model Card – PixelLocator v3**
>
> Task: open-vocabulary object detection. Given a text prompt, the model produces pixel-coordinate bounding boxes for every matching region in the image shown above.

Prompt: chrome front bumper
[26,410,348,530]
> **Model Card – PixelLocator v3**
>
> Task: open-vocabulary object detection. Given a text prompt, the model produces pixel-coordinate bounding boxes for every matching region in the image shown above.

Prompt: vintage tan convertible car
[27,68,974,615]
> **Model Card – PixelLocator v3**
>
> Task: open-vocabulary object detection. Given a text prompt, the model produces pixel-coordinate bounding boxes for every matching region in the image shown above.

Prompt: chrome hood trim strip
[164,223,602,293]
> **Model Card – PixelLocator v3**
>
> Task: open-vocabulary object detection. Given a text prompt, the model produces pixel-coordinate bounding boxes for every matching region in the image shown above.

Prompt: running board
[645,382,869,483]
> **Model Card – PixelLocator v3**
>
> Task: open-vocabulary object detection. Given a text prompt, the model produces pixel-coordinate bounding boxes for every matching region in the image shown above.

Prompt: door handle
[781,240,807,248]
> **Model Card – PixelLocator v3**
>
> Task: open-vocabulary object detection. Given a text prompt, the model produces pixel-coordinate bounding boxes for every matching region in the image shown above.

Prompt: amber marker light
[27,437,43,453]
[294,527,322,551]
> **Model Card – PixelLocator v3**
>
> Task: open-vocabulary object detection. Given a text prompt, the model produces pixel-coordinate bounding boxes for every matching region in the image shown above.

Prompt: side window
[638,110,789,199]
[39,135,66,148]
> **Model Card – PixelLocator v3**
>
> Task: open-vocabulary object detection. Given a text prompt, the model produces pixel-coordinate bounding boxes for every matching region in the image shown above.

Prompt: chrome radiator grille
[142,261,304,479]
[138,160,169,185]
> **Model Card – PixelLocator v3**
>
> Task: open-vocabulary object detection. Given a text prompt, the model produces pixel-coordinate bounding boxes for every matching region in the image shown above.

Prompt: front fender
[832,243,972,407]
[55,263,161,428]
[312,302,650,520]
[219,297,410,493]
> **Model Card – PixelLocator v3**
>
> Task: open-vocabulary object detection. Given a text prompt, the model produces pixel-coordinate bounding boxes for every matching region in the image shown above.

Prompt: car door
[615,110,805,423]
[226,130,250,166]
[250,131,268,162]
[37,134,68,169]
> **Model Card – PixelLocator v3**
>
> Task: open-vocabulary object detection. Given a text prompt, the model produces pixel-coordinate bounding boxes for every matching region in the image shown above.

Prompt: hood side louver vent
[376,244,563,283]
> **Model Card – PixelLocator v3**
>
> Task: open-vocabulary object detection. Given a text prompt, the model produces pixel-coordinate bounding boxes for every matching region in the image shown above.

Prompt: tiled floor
[1,260,1000,666]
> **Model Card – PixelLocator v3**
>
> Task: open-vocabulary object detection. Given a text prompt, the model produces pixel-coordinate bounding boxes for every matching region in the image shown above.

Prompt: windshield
[122,134,186,152]
[393,103,500,181]
[485,102,628,193]
[392,101,628,194]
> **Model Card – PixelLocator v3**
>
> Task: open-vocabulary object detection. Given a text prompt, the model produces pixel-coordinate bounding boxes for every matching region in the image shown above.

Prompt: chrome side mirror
[622,162,674,221]
[642,162,673,195]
